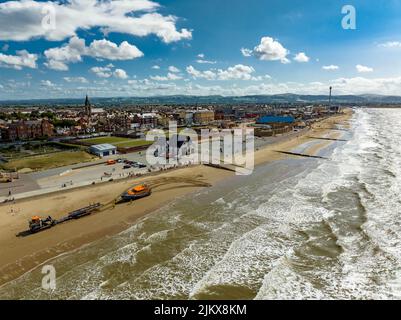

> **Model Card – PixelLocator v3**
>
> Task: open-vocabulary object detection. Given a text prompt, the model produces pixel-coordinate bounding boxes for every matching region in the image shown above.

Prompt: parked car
[123,164,131,169]
[137,162,147,168]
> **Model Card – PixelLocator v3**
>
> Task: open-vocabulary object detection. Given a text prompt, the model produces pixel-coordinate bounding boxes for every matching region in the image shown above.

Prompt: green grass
[80,136,152,149]
[0,151,96,171]
[115,140,153,148]
[79,136,130,145]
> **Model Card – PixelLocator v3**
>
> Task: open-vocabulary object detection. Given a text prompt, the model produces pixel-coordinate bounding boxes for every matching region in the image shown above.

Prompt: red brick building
[0,120,54,141]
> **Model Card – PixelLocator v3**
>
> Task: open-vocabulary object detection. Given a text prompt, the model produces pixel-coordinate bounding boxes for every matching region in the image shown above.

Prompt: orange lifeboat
[122,184,151,201]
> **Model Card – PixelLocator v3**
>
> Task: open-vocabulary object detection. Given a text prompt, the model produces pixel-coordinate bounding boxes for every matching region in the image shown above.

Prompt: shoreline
[0,110,353,287]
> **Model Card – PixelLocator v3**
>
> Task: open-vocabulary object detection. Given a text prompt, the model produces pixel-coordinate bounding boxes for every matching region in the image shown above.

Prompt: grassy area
[80,136,152,149]
[0,142,81,160]
[79,136,130,145]
[115,140,153,148]
[0,151,96,171]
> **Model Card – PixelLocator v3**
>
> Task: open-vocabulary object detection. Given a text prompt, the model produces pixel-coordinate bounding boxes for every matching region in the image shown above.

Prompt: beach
[0,110,352,289]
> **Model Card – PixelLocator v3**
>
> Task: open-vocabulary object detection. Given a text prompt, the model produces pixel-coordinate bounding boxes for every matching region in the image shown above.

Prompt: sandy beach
[0,110,352,287]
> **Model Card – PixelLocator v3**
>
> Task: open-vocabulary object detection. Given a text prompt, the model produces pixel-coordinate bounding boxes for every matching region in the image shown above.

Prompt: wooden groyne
[307,136,348,142]
[275,151,328,160]
[315,127,350,132]
[204,163,237,172]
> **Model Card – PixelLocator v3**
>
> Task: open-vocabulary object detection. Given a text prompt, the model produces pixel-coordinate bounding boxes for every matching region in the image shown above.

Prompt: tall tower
[84,94,92,118]
[329,86,332,108]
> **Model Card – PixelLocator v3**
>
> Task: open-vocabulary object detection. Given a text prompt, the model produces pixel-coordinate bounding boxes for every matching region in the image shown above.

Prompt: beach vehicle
[121,184,151,202]
[107,159,116,165]
[137,162,147,168]
[23,203,102,235]
[29,216,56,233]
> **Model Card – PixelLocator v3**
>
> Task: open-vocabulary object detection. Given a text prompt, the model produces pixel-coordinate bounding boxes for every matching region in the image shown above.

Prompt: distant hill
[1,93,401,106]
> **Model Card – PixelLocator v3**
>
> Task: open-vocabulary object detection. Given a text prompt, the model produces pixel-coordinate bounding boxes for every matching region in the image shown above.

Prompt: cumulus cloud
[240,48,253,57]
[40,80,56,87]
[150,72,183,81]
[186,65,216,80]
[113,68,128,79]
[44,36,143,71]
[152,65,160,69]
[0,50,38,69]
[322,65,339,71]
[196,53,216,64]
[89,39,144,60]
[91,66,113,78]
[0,0,192,43]
[186,64,257,81]
[168,66,180,73]
[196,59,217,64]
[294,52,310,63]
[356,64,373,73]
[63,77,88,83]
[91,65,128,79]
[242,37,290,63]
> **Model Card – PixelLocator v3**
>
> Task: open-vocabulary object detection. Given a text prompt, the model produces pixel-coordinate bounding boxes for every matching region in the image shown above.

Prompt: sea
[1,108,401,300]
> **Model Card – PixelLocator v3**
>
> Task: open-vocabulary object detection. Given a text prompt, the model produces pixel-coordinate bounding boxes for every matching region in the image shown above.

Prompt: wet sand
[0,111,352,287]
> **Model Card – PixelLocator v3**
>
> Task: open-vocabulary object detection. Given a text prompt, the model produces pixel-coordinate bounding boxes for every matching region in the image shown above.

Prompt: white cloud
[40,80,56,87]
[356,64,373,73]
[168,66,180,73]
[89,39,144,60]
[196,59,217,64]
[241,48,253,57]
[150,72,182,81]
[186,65,216,80]
[152,65,160,69]
[63,77,88,83]
[113,68,128,79]
[195,53,216,64]
[378,41,401,48]
[243,37,290,63]
[0,0,192,43]
[44,60,69,71]
[322,65,339,71]
[0,50,38,70]
[294,52,309,63]
[91,65,128,79]
[186,64,257,81]
[218,64,256,80]
[45,36,143,71]
[90,66,113,78]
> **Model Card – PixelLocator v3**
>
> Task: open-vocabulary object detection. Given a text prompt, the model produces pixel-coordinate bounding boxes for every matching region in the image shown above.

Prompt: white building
[89,143,117,157]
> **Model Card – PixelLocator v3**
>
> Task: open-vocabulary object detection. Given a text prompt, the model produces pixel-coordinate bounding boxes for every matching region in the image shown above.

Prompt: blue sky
[1,0,401,100]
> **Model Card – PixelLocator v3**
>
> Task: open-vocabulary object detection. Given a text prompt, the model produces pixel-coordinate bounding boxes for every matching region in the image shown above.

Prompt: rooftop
[90,143,117,151]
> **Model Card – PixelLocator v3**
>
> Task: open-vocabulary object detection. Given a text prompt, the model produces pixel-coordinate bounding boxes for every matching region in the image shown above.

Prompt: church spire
[84,94,92,118]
